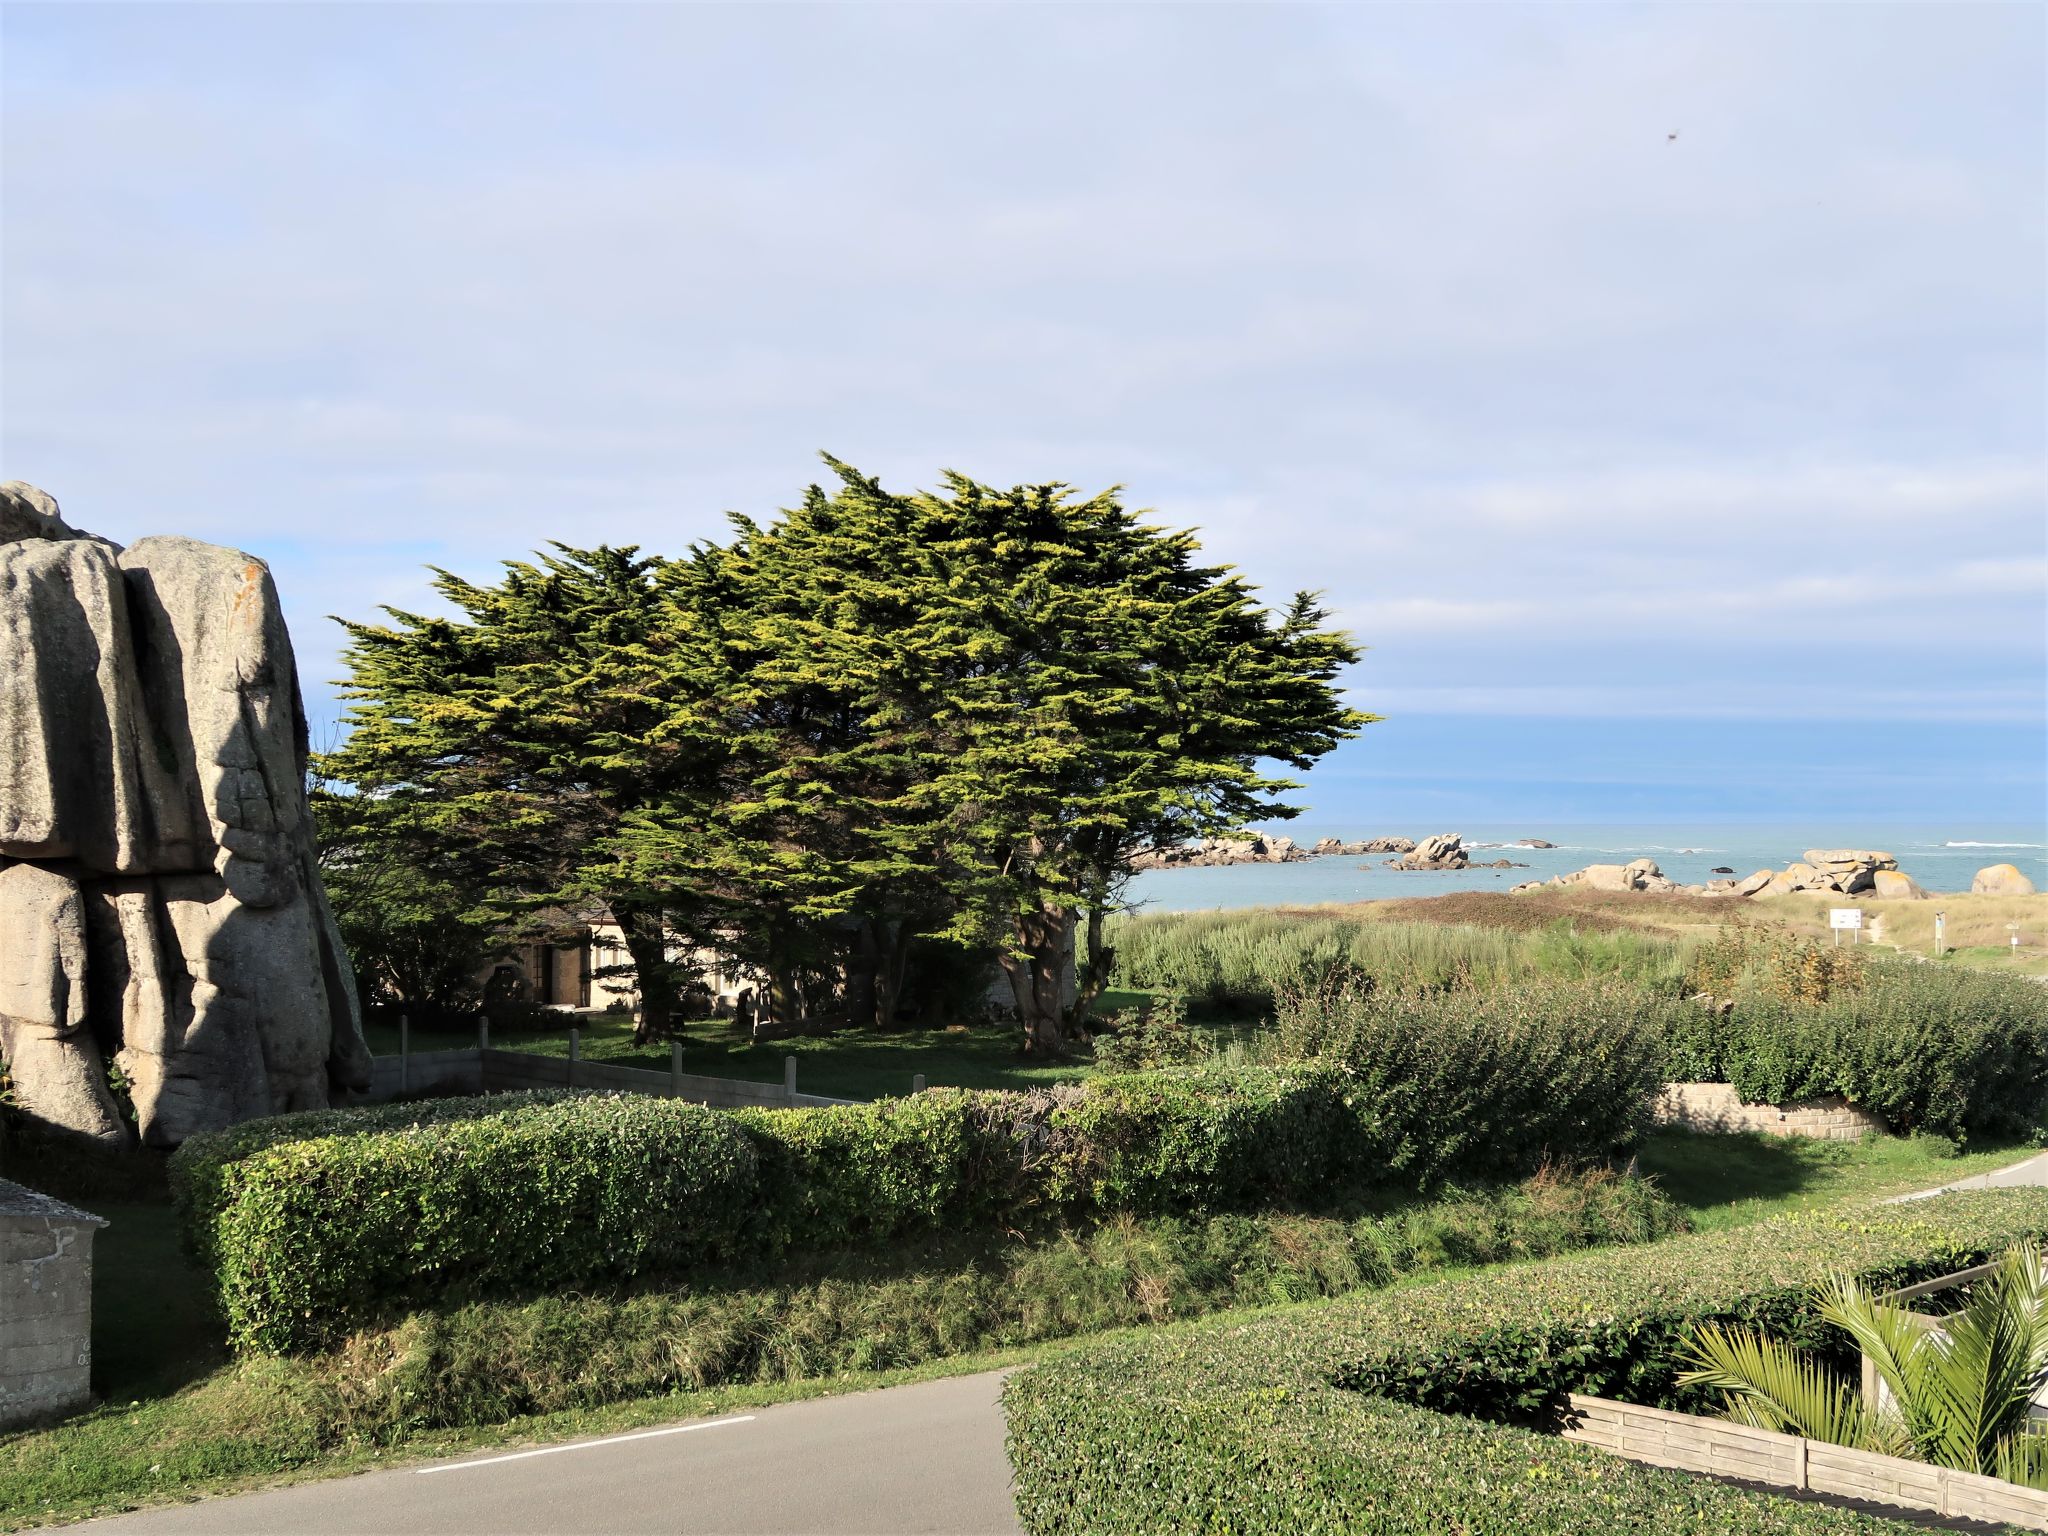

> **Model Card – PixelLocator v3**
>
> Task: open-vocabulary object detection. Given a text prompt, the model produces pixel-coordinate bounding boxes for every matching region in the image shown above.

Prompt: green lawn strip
[1636,1127,2030,1229]
[1003,1188,2048,1535]
[361,988,1216,1100]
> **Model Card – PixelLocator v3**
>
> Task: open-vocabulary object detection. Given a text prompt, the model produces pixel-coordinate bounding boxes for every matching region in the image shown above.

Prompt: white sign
[1829,908,1865,931]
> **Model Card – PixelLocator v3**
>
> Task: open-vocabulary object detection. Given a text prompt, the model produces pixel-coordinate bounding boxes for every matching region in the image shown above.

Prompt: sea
[1122,825,2048,914]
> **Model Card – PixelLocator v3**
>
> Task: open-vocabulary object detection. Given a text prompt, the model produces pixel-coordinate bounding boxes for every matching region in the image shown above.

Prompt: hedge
[176,1041,1659,1353]
[1664,965,2048,1140]
[1003,1188,2048,1534]
[173,1094,756,1353]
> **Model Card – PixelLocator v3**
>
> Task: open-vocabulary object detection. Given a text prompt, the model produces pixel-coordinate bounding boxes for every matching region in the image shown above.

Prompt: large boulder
[1872,869,1927,900]
[1973,864,2038,897]
[0,485,370,1148]
[0,863,127,1143]
[1394,832,1468,870]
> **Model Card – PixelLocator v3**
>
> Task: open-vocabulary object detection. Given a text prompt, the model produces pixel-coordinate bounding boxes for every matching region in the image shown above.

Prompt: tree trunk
[615,903,673,1045]
[1077,901,1114,1021]
[875,919,911,1031]
[1005,904,1078,1056]
[845,922,880,1032]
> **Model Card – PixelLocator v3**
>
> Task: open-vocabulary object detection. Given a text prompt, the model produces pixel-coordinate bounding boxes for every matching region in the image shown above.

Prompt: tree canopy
[322,460,1371,1054]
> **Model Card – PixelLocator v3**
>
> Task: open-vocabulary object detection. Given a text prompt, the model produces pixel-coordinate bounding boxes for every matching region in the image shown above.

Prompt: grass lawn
[1634,1127,2031,1229]
[361,988,1199,1101]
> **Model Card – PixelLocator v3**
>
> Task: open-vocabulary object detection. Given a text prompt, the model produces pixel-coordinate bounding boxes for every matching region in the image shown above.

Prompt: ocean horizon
[1122,823,2048,914]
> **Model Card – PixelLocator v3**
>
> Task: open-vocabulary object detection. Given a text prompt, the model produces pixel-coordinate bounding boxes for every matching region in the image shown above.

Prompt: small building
[0,1180,105,1430]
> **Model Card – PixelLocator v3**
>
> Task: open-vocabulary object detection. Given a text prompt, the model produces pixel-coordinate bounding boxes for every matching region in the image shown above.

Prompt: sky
[4,3,2043,828]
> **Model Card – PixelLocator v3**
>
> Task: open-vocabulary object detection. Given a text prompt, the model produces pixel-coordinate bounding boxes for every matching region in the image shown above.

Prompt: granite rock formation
[1973,864,2038,897]
[1392,832,1469,871]
[1128,835,1308,870]
[0,482,370,1148]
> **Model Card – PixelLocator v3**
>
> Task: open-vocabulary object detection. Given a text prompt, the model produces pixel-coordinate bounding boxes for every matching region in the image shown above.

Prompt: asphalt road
[75,1370,1021,1536]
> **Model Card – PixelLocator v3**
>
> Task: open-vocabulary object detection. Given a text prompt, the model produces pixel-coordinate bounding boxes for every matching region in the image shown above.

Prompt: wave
[1944,841,2047,849]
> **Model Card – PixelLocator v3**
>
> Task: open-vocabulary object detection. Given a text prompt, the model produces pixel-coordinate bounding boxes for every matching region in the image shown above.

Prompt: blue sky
[4,3,2043,825]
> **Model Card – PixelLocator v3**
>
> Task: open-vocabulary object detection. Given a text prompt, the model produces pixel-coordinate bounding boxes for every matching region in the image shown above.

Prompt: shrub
[1108,910,1688,1012]
[179,1027,1664,1354]
[1091,995,1212,1072]
[1004,1189,2048,1535]
[1261,977,1671,1180]
[1661,963,2048,1140]
[174,1095,757,1353]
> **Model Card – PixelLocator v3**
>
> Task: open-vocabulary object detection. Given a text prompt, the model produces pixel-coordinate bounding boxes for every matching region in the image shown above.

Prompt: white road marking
[415,1415,756,1475]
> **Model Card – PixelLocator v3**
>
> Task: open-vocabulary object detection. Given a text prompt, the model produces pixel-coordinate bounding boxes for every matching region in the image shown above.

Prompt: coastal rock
[1513,839,1556,849]
[1129,835,1312,870]
[0,481,90,544]
[1973,863,2038,897]
[0,863,127,1144]
[1710,866,1735,875]
[1872,870,1927,900]
[1805,849,1899,872]
[1733,869,1774,896]
[0,483,369,1149]
[1394,832,1468,871]
[1549,857,1677,894]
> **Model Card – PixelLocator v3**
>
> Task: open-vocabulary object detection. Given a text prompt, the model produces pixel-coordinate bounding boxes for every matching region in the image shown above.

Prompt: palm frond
[1678,1322,1870,1447]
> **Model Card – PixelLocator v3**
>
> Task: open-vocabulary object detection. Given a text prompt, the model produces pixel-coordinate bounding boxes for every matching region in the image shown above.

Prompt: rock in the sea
[1513,839,1556,849]
[1973,864,2038,897]
[1129,834,1312,870]
[1394,832,1468,871]
[1710,866,1735,875]
[0,484,370,1148]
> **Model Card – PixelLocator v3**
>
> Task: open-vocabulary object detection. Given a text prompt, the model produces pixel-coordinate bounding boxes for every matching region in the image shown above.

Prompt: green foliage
[1003,1190,2048,1535]
[0,1171,1681,1527]
[1682,1244,2048,1485]
[1663,963,2048,1139]
[1687,929,1869,1005]
[1091,995,1213,1072]
[1108,910,1686,1013]
[172,1095,756,1353]
[1262,977,1672,1181]
[178,1028,1663,1353]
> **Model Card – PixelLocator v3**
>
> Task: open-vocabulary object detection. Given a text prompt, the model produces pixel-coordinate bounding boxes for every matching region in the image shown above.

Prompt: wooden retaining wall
[1564,1394,2048,1530]
[359,1044,855,1109]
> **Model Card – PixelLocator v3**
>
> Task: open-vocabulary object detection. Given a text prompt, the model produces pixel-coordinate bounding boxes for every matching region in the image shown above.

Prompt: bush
[1661,963,2048,1140]
[1091,995,1213,1071]
[1261,977,1671,1180]
[1004,1189,2048,1535]
[1108,910,1687,1012]
[180,1029,1665,1353]
[174,1095,757,1353]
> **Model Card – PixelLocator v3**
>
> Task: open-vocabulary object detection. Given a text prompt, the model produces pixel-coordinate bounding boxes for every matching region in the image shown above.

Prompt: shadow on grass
[1633,1127,1844,1213]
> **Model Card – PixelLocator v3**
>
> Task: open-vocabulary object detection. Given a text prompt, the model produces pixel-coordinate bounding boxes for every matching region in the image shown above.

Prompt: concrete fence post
[785,1055,798,1106]
[671,1041,683,1097]
[912,1074,926,1094]
[399,1014,410,1093]
[569,1027,581,1088]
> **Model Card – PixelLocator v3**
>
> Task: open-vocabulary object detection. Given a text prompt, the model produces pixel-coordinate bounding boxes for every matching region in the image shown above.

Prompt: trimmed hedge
[176,1041,1660,1353]
[1003,1189,2048,1534]
[174,1095,756,1353]
[1664,964,2048,1139]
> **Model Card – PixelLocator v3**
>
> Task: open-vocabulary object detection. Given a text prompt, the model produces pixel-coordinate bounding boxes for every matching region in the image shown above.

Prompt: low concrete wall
[1653,1082,1886,1142]
[357,1043,855,1109]
[1565,1393,2048,1529]
[0,1180,105,1431]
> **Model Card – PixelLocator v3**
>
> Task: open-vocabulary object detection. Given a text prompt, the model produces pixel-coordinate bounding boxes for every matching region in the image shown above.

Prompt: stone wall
[0,1179,104,1430]
[1652,1081,1885,1141]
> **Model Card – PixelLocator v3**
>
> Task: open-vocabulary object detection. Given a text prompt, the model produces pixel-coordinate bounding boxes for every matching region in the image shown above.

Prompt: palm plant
[1678,1243,2048,1489]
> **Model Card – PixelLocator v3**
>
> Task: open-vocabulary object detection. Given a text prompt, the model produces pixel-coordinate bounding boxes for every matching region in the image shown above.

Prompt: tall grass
[1109,910,1688,1011]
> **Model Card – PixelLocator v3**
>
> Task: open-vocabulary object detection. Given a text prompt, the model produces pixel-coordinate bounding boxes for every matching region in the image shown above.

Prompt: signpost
[1934,911,1946,957]
[1829,908,1864,946]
